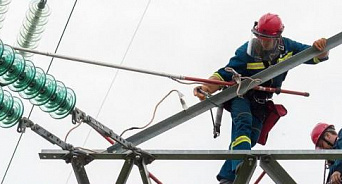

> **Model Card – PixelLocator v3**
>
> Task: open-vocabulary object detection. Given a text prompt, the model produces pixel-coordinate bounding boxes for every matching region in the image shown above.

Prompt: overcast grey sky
[1,0,342,183]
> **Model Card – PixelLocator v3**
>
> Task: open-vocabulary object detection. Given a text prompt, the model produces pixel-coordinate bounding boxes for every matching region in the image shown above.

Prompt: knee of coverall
[250,115,263,147]
[230,97,253,138]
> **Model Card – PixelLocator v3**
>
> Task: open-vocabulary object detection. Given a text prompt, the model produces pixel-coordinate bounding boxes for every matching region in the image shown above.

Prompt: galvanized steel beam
[40,149,342,160]
[260,155,296,184]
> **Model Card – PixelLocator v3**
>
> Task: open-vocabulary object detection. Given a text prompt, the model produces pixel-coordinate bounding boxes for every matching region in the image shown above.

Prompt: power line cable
[1,133,23,184]
[81,0,152,150]
[65,1,152,183]
[1,0,78,183]
[65,0,151,183]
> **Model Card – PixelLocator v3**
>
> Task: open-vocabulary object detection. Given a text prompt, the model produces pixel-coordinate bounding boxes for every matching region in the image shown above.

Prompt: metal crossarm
[17,118,94,184]
[40,149,342,183]
[72,108,135,150]
[71,108,159,184]
[40,149,342,160]
[18,117,73,150]
[107,31,342,153]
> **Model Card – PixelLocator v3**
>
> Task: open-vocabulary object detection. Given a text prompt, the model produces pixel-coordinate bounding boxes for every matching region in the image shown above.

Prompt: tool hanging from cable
[16,0,50,59]
[196,88,223,138]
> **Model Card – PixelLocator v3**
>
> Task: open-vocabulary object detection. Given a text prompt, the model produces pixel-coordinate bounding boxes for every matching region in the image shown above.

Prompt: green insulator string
[0,88,24,128]
[29,74,56,105]
[0,45,15,76]
[8,60,36,92]
[16,0,50,58]
[49,87,76,119]
[0,39,76,120]
[0,53,26,85]
[39,81,67,112]
[0,0,11,30]
[19,66,46,99]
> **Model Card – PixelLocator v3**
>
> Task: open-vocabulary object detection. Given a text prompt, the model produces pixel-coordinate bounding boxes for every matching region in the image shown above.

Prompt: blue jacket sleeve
[283,37,328,64]
[213,42,250,82]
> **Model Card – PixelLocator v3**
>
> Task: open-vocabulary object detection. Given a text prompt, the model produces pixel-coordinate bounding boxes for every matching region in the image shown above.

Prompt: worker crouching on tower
[194,13,330,184]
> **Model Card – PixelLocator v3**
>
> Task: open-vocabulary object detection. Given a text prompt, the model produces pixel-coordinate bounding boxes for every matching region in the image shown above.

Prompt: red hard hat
[253,13,284,38]
[311,123,334,146]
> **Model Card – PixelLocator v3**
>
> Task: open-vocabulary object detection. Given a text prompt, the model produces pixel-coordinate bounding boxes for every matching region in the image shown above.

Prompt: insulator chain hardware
[0,39,76,121]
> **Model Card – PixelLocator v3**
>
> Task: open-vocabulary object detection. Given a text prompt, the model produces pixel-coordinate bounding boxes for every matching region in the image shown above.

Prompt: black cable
[66,0,152,183]
[1,0,78,183]
[46,0,78,73]
[1,133,23,184]
[80,0,152,149]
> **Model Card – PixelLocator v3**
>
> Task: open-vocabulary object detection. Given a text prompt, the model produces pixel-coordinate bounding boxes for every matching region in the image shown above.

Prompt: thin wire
[67,0,152,183]
[46,1,77,73]
[120,89,180,137]
[64,120,82,142]
[1,133,23,184]
[81,0,152,150]
[1,80,39,183]
[2,0,77,182]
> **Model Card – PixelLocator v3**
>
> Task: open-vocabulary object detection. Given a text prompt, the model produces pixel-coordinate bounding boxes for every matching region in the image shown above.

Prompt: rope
[224,67,261,97]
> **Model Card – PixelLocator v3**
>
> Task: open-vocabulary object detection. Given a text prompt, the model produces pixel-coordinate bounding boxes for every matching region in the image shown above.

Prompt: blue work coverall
[215,37,327,181]
[327,129,342,183]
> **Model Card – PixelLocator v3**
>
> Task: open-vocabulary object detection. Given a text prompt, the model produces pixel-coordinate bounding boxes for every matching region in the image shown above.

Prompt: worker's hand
[193,86,210,101]
[313,38,327,51]
[313,38,329,59]
[330,171,342,184]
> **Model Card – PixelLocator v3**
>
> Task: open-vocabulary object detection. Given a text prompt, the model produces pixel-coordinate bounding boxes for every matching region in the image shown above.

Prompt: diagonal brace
[259,155,296,184]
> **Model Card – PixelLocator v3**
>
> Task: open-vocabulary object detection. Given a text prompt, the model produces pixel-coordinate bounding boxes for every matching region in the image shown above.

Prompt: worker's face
[316,133,335,149]
[247,33,281,61]
[316,139,330,149]
[257,36,277,51]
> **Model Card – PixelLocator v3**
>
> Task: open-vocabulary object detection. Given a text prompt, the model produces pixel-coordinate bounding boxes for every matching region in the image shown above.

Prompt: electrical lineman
[193,13,330,184]
[311,123,342,184]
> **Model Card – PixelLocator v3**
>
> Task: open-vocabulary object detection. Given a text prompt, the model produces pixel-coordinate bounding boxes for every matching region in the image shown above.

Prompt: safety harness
[222,42,288,145]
